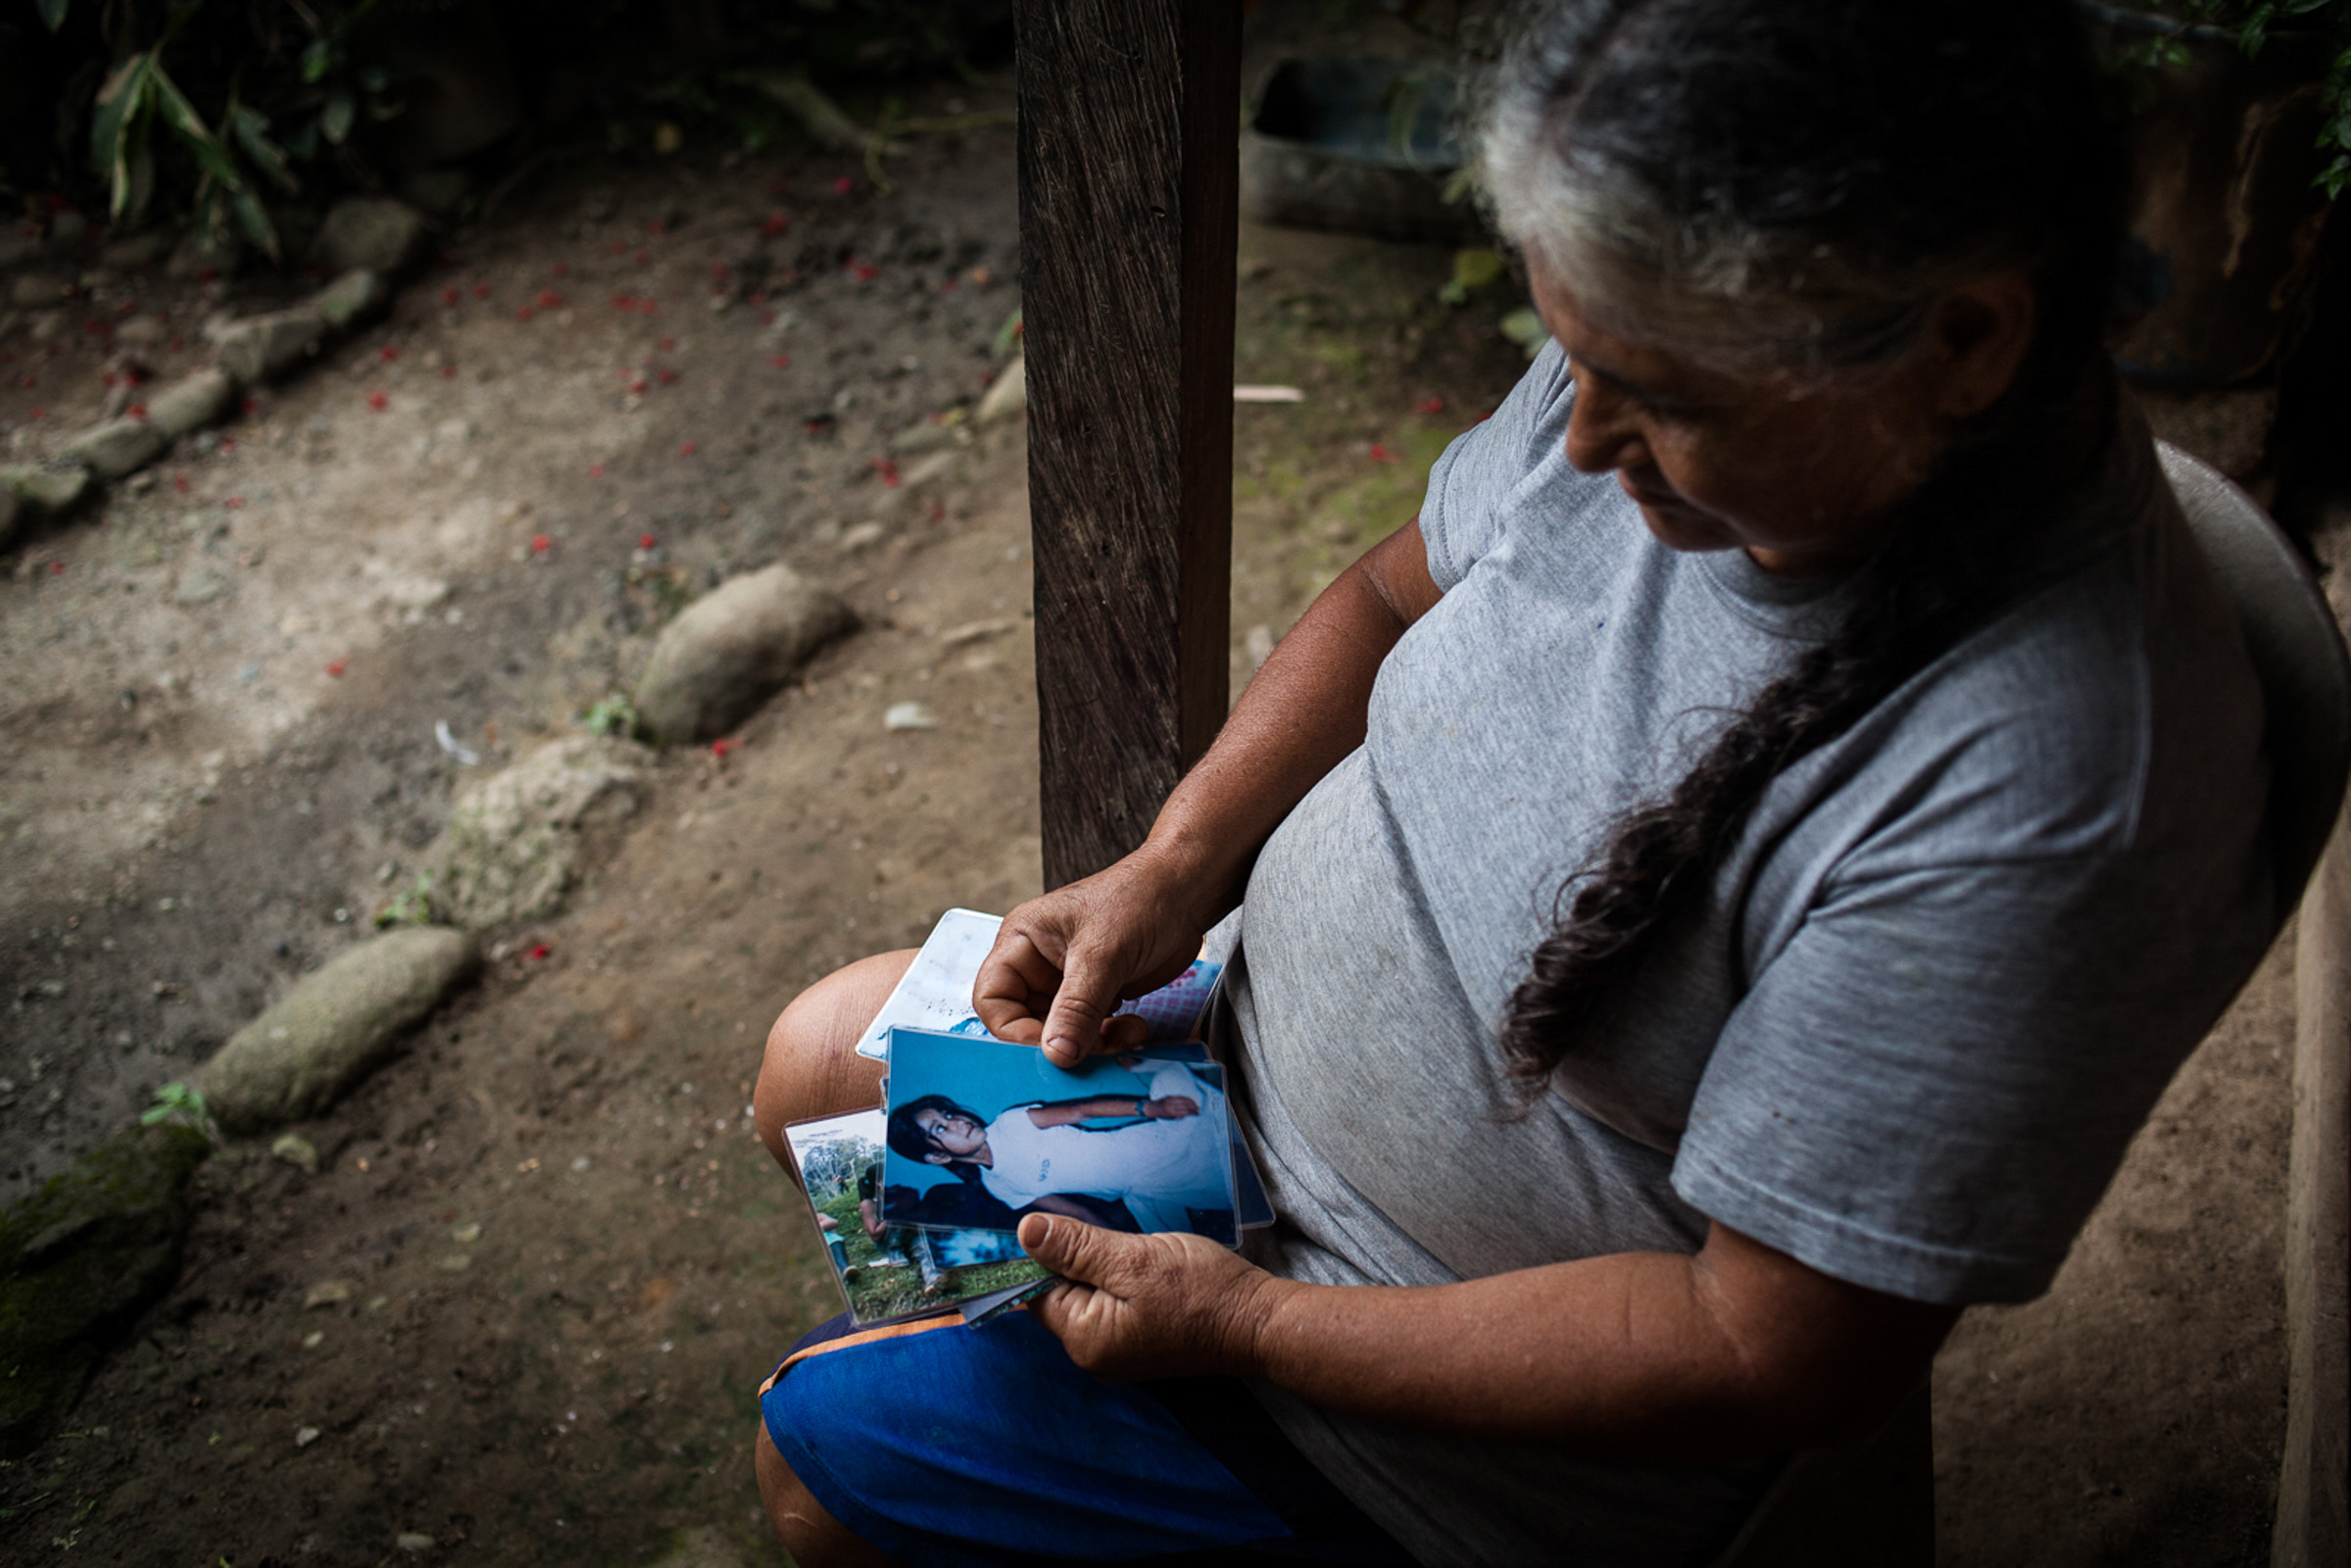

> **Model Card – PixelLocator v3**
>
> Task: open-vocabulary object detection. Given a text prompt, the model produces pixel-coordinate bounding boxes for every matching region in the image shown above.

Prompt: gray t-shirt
[1213,343,2274,1565]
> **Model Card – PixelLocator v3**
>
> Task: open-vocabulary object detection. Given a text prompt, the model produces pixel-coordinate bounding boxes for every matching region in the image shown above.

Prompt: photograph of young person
[882,1054,1233,1238]
[749,2,2286,1562]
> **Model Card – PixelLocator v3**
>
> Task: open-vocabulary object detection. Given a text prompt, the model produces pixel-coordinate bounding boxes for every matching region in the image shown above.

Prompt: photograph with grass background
[788,1107,1049,1326]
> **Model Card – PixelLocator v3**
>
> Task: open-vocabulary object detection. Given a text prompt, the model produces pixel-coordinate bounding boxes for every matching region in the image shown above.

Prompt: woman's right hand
[974,846,1211,1068]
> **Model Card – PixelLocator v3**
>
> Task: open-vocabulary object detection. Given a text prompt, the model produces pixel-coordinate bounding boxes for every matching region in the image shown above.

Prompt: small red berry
[657,368,676,385]
[1418,396,1445,415]
[172,471,189,493]
[48,561,65,575]
[710,738,734,759]
[126,402,146,419]
[1369,442,1396,463]
[536,290,564,311]
[225,495,245,509]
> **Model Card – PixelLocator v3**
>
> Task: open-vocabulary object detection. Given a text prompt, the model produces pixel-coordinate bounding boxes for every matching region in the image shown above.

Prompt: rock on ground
[633,564,857,744]
[56,416,168,480]
[0,1123,211,1457]
[208,308,328,386]
[977,353,1025,426]
[0,462,91,520]
[431,735,656,932]
[147,368,233,439]
[201,927,477,1134]
[315,197,430,277]
[312,269,391,332]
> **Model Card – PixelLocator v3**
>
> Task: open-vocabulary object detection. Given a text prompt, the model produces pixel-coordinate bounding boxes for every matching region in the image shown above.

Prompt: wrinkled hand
[1142,1096,1200,1120]
[1017,1214,1297,1382]
[975,851,1210,1067]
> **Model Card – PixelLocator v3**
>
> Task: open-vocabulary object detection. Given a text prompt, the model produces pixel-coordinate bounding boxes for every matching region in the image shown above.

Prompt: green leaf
[90,53,153,181]
[150,61,246,193]
[35,0,69,32]
[301,37,333,85]
[229,103,299,193]
[321,89,355,145]
[229,188,279,264]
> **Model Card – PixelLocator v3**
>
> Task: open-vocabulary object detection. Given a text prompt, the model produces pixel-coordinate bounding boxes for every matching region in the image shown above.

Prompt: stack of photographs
[785,909,1272,1331]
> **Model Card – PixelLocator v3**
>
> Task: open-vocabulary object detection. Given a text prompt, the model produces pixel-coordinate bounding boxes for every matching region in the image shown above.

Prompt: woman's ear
[1929,270,2037,420]
[925,1151,953,1165]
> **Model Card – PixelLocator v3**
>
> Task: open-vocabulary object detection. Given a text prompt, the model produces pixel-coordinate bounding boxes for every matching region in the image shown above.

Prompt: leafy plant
[2118,0,2351,196]
[373,869,436,928]
[584,693,639,738]
[141,1080,218,1141]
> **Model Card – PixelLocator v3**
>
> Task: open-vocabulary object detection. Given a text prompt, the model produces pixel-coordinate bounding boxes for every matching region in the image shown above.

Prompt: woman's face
[915,1107,986,1162]
[1527,265,1978,578]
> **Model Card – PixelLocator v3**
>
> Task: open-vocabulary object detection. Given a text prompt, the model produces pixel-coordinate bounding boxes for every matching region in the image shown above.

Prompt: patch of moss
[0,1123,211,1458]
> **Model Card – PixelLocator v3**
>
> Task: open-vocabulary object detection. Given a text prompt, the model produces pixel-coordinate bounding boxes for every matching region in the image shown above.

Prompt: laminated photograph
[854,907,1225,1061]
[782,1106,1052,1328]
[880,1027,1242,1246]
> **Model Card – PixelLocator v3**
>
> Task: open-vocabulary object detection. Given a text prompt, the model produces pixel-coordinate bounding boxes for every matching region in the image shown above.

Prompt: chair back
[2157,443,2351,923]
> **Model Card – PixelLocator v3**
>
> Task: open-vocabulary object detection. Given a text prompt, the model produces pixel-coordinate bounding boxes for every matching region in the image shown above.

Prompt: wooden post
[1016,0,1241,889]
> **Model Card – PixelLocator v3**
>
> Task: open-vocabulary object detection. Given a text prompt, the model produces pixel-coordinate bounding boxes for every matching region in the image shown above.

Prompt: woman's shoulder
[1860,419,2265,865]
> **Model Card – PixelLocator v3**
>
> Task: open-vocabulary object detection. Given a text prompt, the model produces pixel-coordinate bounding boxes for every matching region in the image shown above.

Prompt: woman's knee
[753,950,911,1160]
[756,1419,898,1567]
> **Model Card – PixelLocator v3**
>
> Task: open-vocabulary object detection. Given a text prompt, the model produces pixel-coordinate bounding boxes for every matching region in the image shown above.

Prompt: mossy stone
[0,1123,211,1457]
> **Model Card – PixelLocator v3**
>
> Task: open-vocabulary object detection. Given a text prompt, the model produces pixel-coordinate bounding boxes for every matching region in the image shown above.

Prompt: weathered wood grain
[1016,0,1240,888]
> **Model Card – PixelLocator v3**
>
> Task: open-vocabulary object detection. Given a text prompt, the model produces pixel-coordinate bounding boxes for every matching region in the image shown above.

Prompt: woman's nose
[1564,381,1644,475]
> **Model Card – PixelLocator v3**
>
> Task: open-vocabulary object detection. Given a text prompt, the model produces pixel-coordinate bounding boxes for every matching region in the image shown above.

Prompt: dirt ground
[0,62,2300,1568]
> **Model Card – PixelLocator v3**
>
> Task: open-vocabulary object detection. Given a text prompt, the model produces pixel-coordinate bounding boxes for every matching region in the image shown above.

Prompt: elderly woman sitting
[748,1,2273,1562]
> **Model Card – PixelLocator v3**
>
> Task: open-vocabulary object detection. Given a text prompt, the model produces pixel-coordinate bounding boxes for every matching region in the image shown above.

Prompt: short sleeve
[1670,835,2270,1305]
[1420,340,1577,590]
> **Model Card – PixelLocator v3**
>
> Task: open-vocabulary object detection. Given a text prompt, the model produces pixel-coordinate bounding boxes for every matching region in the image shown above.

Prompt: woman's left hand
[1016,1213,1298,1382]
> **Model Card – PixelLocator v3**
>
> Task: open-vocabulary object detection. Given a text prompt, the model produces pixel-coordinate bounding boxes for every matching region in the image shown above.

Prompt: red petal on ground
[515,307,535,321]
[834,175,854,195]
[172,472,189,493]
[1418,396,1445,415]
[472,283,491,299]
[590,465,607,479]
[325,661,345,676]
[1368,443,1396,463]
[710,738,733,758]
[657,368,676,384]
[126,403,146,419]
[367,392,389,411]
[529,944,552,960]
[225,496,244,509]
[942,277,959,292]
[680,441,698,456]
[27,407,43,418]
[440,287,460,305]
[760,213,790,236]
[536,291,565,311]
[629,380,648,396]
[555,262,571,276]
[380,345,401,362]
[612,294,635,309]
[48,562,65,574]
[770,355,790,369]
[638,532,657,549]
[532,534,551,553]
[659,336,675,352]
[648,221,665,237]
[440,364,457,379]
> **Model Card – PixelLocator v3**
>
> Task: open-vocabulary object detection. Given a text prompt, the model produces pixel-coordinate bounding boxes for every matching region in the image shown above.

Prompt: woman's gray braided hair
[1478,0,2121,380]
[1478,0,2131,1097]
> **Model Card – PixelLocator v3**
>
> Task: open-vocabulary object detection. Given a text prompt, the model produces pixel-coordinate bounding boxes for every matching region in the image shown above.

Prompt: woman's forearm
[1236,1232,1954,1464]
[1138,521,1441,927]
